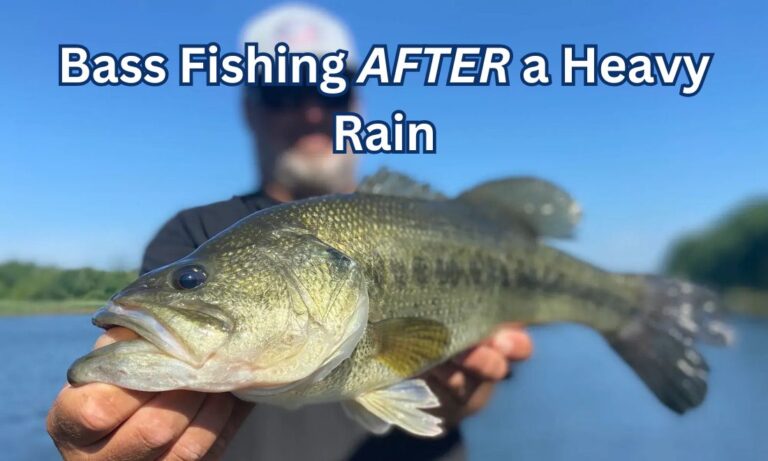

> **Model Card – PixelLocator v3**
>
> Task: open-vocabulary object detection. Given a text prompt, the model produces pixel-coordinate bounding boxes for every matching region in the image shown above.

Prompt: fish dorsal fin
[342,379,443,436]
[456,177,582,239]
[369,318,450,377]
[357,167,447,200]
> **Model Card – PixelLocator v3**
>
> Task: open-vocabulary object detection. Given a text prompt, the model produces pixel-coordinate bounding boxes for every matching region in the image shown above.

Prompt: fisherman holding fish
[47,5,534,460]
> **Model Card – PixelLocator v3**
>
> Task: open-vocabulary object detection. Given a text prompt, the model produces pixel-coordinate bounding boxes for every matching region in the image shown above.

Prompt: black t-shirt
[141,191,466,461]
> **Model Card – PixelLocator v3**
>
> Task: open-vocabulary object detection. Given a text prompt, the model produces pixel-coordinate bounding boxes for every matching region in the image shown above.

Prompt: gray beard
[273,150,357,199]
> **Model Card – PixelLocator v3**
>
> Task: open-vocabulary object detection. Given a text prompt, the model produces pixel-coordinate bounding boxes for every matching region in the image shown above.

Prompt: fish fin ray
[370,318,451,377]
[342,400,392,435]
[456,177,581,239]
[606,275,733,413]
[346,379,444,437]
[357,167,447,200]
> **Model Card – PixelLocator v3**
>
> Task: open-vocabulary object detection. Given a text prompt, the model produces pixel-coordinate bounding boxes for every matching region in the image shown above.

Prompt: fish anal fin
[370,318,450,377]
[344,379,444,437]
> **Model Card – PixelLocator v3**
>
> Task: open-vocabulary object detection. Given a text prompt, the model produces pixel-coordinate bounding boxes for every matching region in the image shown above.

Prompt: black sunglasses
[247,79,355,111]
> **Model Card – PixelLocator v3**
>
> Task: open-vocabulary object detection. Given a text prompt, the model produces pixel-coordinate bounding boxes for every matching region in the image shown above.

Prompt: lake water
[1,315,766,461]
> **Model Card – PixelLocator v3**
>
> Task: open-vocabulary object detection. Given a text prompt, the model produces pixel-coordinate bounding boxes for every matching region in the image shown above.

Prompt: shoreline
[0,299,101,317]
[0,310,95,318]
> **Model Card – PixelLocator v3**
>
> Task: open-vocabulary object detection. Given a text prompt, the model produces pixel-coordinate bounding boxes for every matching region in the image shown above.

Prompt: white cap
[240,3,357,64]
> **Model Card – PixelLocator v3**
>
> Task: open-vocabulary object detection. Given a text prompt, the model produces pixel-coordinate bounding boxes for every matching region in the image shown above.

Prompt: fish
[67,168,734,437]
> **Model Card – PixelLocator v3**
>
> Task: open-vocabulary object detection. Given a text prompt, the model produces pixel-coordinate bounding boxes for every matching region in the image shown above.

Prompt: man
[47,5,533,460]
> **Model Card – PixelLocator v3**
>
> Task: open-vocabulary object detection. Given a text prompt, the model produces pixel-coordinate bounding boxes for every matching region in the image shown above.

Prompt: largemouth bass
[68,169,733,436]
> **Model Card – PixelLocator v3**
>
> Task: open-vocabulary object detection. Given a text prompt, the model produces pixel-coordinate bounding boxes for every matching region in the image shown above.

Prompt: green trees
[0,261,135,301]
[665,199,768,291]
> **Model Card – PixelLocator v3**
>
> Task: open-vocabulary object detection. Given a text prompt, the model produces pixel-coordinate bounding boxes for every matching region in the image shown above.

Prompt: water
[0,315,100,461]
[1,315,766,461]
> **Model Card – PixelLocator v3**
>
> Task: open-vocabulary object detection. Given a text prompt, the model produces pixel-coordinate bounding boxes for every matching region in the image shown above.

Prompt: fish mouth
[93,300,198,365]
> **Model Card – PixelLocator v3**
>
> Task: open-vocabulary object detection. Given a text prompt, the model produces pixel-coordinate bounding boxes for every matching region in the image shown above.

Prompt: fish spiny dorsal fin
[369,318,451,377]
[456,177,582,239]
[357,167,447,201]
[342,379,444,437]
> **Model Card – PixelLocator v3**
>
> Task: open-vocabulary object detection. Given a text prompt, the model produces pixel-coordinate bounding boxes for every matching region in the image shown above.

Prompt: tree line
[0,261,136,301]
[664,198,768,291]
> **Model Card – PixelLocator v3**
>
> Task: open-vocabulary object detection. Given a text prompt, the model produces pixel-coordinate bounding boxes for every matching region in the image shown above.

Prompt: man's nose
[303,104,326,124]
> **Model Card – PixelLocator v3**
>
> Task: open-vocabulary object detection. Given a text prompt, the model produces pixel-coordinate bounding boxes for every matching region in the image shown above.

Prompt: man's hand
[426,324,533,426]
[47,327,253,461]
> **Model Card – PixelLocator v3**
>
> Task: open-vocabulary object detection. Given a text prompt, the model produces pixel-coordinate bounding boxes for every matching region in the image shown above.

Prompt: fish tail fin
[605,275,733,413]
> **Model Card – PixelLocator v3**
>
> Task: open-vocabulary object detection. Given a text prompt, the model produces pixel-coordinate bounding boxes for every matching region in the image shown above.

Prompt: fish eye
[173,265,207,290]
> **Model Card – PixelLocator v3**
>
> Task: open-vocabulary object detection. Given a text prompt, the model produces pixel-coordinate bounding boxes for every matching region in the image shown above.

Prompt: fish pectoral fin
[343,379,444,437]
[456,177,581,239]
[369,318,450,377]
[357,167,447,200]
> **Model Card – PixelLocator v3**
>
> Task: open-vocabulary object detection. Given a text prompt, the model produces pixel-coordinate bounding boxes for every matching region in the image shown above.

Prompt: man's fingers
[426,372,487,426]
[454,345,509,381]
[425,375,463,427]
[48,383,155,448]
[460,380,496,417]
[47,326,155,447]
[488,325,533,361]
[202,399,254,461]
[88,391,206,461]
[429,363,469,401]
[159,393,236,461]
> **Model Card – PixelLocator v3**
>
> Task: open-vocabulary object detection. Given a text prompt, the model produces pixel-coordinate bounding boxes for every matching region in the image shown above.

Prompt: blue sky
[1,0,766,271]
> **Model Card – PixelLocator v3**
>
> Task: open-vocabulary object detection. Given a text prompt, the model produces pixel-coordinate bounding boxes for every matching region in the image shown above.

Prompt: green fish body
[68,169,732,437]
